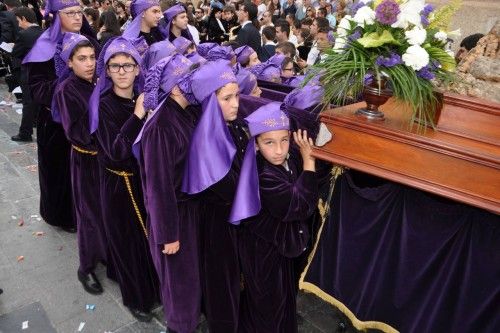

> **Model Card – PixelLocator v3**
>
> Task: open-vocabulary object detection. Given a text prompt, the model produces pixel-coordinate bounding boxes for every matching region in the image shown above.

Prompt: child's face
[106,54,139,90]
[217,82,240,122]
[248,52,261,67]
[69,46,96,83]
[256,130,290,166]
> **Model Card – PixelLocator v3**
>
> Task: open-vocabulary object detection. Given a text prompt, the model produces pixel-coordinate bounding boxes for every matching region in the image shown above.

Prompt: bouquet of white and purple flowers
[313,0,461,126]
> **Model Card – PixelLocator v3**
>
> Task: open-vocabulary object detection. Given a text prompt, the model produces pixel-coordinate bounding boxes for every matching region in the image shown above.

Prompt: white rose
[353,6,375,28]
[392,0,425,29]
[333,36,347,53]
[337,15,353,37]
[405,26,427,45]
[434,31,448,43]
[402,45,429,70]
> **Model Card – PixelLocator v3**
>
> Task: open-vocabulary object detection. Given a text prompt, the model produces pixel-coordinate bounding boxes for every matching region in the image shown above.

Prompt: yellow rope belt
[106,168,148,239]
[72,145,98,155]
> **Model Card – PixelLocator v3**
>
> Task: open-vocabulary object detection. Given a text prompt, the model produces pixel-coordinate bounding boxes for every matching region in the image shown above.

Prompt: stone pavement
[0,81,352,333]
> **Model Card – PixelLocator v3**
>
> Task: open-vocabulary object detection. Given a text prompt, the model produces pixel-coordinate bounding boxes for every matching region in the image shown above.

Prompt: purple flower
[417,66,435,80]
[422,4,434,16]
[421,15,429,26]
[420,4,434,27]
[348,29,362,41]
[375,53,402,67]
[375,0,400,25]
[364,72,374,85]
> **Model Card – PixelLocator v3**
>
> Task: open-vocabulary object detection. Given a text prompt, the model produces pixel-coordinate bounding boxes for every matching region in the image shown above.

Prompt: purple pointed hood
[172,36,194,54]
[205,45,235,62]
[249,54,285,83]
[235,45,256,66]
[234,64,257,95]
[132,54,193,159]
[141,40,177,71]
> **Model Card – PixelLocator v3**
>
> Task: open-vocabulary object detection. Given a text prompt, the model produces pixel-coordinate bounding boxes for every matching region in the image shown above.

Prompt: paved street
[0,81,355,333]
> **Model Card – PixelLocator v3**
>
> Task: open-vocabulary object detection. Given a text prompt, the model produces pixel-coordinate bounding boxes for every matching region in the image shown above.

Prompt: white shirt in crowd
[307,42,320,65]
[188,24,200,45]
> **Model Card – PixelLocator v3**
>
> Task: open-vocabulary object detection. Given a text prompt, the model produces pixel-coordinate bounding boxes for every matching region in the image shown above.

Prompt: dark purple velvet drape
[260,87,287,102]
[303,171,500,333]
[257,79,294,93]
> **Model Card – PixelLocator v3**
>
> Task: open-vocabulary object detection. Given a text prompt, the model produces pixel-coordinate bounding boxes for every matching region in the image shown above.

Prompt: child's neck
[113,85,134,100]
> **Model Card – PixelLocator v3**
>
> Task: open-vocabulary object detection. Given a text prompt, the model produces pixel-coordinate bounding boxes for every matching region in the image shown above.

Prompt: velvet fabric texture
[239,150,318,333]
[54,73,108,274]
[26,60,75,229]
[260,87,287,102]
[257,79,294,93]
[198,119,248,333]
[302,171,500,333]
[95,91,159,312]
[139,97,201,333]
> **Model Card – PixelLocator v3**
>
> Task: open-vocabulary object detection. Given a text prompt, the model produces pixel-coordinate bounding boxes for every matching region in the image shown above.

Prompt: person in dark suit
[10,6,42,142]
[236,1,262,59]
[207,5,226,44]
[260,25,276,62]
[1,0,21,43]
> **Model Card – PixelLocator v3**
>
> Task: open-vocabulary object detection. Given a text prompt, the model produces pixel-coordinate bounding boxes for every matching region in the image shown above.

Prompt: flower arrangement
[312,0,461,126]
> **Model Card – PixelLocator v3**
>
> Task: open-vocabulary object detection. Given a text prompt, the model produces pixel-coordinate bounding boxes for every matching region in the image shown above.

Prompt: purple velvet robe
[239,150,318,333]
[95,91,159,312]
[139,97,201,333]
[198,120,248,333]
[53,73,108,275]
[26,60,75,229]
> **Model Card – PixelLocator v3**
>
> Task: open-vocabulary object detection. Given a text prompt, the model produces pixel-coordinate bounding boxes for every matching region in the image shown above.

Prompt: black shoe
[128,307,153,322]
[11,134,32,142]
[0,288,3,295]
[60,226,77,233]
[77,271,103,295]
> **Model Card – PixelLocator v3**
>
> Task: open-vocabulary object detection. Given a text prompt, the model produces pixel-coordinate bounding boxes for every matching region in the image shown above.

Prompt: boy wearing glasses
[90,37,159,323]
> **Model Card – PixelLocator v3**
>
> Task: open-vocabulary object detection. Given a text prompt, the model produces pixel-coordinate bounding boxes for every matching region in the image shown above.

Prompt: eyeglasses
[107,63,137,73]
[61,10,84,18]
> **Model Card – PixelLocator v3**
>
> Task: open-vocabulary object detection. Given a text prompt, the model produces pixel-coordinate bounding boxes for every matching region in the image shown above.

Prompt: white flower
[402,44,429,70]
[405,26,427,45]
[445,50,454,58]
[332,36,347,53]
[447,29,462,40]
[360,0,372,4]
[337,15,353,37]
[392,0,425,29]
[353,6,375,28]
[434,31,448,43]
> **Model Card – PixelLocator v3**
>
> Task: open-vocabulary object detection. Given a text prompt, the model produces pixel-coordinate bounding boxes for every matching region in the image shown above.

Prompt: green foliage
[428,0,462,31]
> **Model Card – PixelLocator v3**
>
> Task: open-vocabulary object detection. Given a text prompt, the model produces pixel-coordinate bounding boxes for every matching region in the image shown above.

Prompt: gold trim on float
[298,166,399,333]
